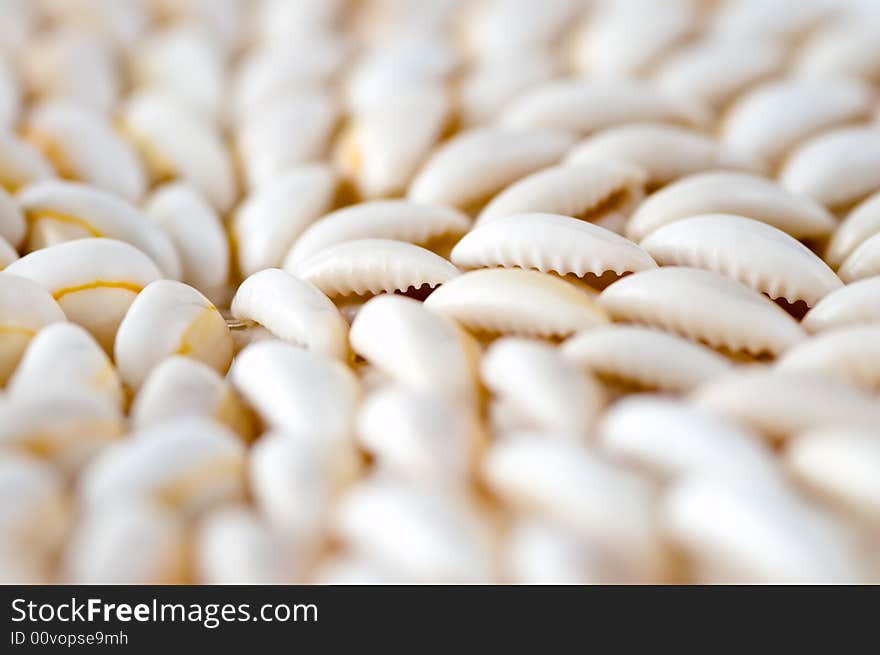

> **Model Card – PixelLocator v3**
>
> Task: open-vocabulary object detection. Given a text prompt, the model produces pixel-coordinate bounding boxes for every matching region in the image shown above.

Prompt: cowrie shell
[232,165,337,277]
[796,19,880,84]
[0,131,55,198]
[154,0,246,53]
[640,214,842,305]
[562,325,732,392]
[598,396,777,483]
[349,294,479,406]
[5,238,162,353]
[144,183,229,299]
[79,417,246,515]
[121,92,237,212]
[62,501,187,584]
[407,128,574,212]
[779,126,880,211]
[662,476,863,584]
[288,238,460,297]
[0,234,17,269]
[131,356,255,441]
[692,369,880,438]
[721,78,874,169]
[483,434,663,581]
[451,212,656,278]
[196,507,296,584]
[481,337,603,438]
[626,171,836,241]
[476,162,646,231]
[7,322,123,410]
[826,191,880,267]
[424,268,609,339]
[0,55,20,128]
[838,233,880,283]
[598,267,805,356]
[0,271,66,385]
[332,476,492,583]
[654,37,786,110]
[787,427,880,521]
[336,85,451,198]
[459,0,581,58]
[0,186,26,249]
[17,180,180,278]
[114,280,233,391]
[711,0,831,43]
[0,390,123,472]
[500,78,709,136]
[776,325,880,391]
[24,102,146,202]
[357,386,476,487]
[230,268,348,361]
[566,123,760,189]
[41,0,149,46]
[802,277,880,333]
[229,340,360,444]
[285,200,470,268]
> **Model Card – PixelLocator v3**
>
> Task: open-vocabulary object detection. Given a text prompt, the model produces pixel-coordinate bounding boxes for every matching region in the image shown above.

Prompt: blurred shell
[0,132,55,198]
[838,233,880,283]
[0,235,16,269]
[776,325,880,391]
[803,277,880,332]
[826,191,880,267]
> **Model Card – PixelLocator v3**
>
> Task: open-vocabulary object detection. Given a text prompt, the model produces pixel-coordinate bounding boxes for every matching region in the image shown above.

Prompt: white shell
[114,280,233,391]
[79,417,245,515]
[561,325,733,392]
[357,386,474,487]
[776,325,880,391]
[332,476,491,583]
[826,191,880,267]
[0,389,123,472]
[0,131,55,200]
[5,238,162,352]
[130,355,251,435]
[17,180,180,278]
[598,267,805,356]
[483,434,663,582]
[802,277,880,332]
[0,271,66,384]
[787,427,880,521]
[7,322,123,410]
[0,234,16,269]
[839,233,880,283]
[721,79,874,168]
[640,214,842,305]
[566,123,759,189]
[143,183,229,297]
[229,340,360,445]
[349,294,478,406]
[230,268,348,361]
[121,92,236,212]
[692,369,880,438]
[407,128,573,211]
[662,477,863,583]
[482,337,603,438]
[476,163,646,231]
[0,454,67,560]
[424,268,609,338]
[501,518,605,585]
[232,165,337,277]
[626,171,836,241]
[500,79,708,136]
[451,213,657,277]
[24,101,146,201]
[598,396,778,483]
[285,200,470,267]
[796,19,880,83]
[0,186,24,249]
[779,127,880,210]
[288,239,460,297]
[0,55,20,128]
[460,0,580,57]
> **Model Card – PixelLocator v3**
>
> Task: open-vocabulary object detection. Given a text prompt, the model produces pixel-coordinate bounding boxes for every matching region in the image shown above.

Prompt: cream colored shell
[826,191,880,267]
[838,233,880,283]
[640,214,842,305]
[776,325,880,391]
[802,277,880,333]
[451,212,657,277]
[0,131,55,199]
[598,267,805,355]
[0,235,17,269]
[423,268,609,339]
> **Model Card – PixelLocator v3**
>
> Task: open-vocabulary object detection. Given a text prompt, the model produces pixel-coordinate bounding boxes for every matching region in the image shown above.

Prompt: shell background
[0,0,879,584]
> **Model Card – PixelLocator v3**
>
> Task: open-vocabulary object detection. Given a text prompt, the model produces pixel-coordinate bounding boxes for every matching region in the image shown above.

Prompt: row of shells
[2,0,880,584]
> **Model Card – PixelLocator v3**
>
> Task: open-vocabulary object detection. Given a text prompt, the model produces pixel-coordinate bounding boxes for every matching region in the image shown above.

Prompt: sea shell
[423,268,608,338]
[0,132,54,201]
[0,234,17,269]
[796,19,880,84]
[802,276,880,332]
[626,171,836,241]
[838,233,880,283]
[776,325,880,391]
[450,212,657,277]
[826,191,880,267]
[598,267,805,355]
[640,213,842,305]
[561,325,733,392]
